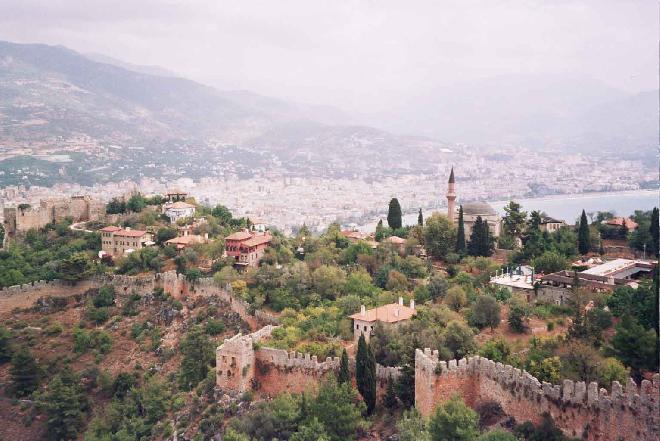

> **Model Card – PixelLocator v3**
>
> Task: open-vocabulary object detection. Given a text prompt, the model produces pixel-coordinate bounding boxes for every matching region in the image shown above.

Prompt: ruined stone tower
[446,166,456,223]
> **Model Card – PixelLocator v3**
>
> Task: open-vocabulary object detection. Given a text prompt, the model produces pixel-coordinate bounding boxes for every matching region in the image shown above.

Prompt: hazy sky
[1,0,656,112]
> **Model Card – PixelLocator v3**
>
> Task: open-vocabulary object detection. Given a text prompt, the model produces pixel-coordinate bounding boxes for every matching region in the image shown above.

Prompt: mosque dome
[461,202,497,216]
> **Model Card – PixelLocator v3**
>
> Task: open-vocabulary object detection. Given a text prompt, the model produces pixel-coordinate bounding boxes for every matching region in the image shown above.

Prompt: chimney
[394,308,400,317]
[410,299,415,310]
[360,305,366,316]
[126,227,131,231]
[398,296,403,306]
[204,233,209,240]
[184,230,188,236]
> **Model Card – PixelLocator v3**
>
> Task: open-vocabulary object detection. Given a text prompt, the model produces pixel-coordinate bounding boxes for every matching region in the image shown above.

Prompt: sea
[355,189,658,232]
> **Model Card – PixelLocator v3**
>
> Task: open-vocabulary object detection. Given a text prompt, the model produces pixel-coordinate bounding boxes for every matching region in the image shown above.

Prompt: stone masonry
[415,348,659,441]
[216,326,400,396]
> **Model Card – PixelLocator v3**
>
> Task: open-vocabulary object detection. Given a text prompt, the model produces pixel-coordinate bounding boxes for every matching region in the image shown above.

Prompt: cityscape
[0,2,657,441]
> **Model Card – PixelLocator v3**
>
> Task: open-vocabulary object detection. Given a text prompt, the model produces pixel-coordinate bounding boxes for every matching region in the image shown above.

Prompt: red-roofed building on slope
[100,226,154,257]
[225,229,272,268]
[349,297,416,342]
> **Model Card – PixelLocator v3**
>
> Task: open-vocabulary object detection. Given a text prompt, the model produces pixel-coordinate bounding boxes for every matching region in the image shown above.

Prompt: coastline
[489,188,658,206]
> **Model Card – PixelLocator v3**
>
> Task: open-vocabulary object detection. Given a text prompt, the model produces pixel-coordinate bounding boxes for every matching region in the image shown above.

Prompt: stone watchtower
[215,326,276,394]
[216,334,255,393]
[446,166,456,223]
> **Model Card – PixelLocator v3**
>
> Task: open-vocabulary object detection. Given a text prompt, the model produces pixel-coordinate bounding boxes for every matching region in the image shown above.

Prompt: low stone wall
[415,348,660,441]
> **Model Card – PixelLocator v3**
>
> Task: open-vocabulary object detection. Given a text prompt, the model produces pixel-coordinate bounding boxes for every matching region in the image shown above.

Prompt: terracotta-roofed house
[384,235,407,253]
[166,233,208,251]
[349,297,416,342]
[604,217,638,231]
[100,227,154,257]
[225,229,272,268]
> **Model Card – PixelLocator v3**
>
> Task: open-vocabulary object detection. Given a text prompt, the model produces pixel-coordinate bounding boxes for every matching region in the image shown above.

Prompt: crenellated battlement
[415,348,660,441]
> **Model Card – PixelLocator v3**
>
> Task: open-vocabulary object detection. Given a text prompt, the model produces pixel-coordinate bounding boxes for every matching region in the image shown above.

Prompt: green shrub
[205,319,225,336]
[93,285,115,308]
[73,328,112,355]
[44,323,63,336]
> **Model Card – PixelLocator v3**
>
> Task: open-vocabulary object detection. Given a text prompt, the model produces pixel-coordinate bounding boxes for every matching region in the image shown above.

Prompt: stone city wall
[415,348,659,441]
[0,279,98,313]
[0,271,277,331]
[217,325,400,397]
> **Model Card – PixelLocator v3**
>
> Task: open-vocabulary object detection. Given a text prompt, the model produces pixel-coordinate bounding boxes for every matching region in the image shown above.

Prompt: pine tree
[338,348,350,385]
[355,334,376,414]
[650,207,659,257]
[39,368,88,441]
[578,209,591,255]
[455,205,465,254]
[418,208,424,226]
[10,346,39,397]
[383,376,398,409]
[179,325,214,390]
[387,198,403,230]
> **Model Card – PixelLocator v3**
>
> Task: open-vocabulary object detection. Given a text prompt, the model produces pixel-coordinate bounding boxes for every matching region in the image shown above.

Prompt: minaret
[446,166,456,223]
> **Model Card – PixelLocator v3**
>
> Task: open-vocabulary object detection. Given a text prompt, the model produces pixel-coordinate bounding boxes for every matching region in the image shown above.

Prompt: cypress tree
[338,348,350,385]
[383,376,398,409]
[467,216,483,256]
[387,198,402,230]
[355,334,376,414]
[418,208,424,226]
[375,219,384,241]
[481,220,493,257]
[396,357,415,409]
[455,205,465,254]
[650,207,659,257]
[10,347,39,397]
[578,209,591,255]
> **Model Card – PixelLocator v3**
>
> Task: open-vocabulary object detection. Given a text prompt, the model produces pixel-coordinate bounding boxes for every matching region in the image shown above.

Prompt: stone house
[349,297,416,342]
[100,226,154,257]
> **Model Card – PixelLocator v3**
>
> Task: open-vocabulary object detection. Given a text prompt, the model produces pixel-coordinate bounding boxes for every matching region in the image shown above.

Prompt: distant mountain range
[370,73,657,154]
[0,40,450,185]
[0,40,655,187]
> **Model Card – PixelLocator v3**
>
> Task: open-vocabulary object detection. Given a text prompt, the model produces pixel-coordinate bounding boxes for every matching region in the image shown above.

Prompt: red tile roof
[349,303,416,323]
[385,235,406,244]
[114,229,148,237]
[243,234,272,247]
[100,226,122,232]
[605,217,638,230]
[225,231,253,241]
